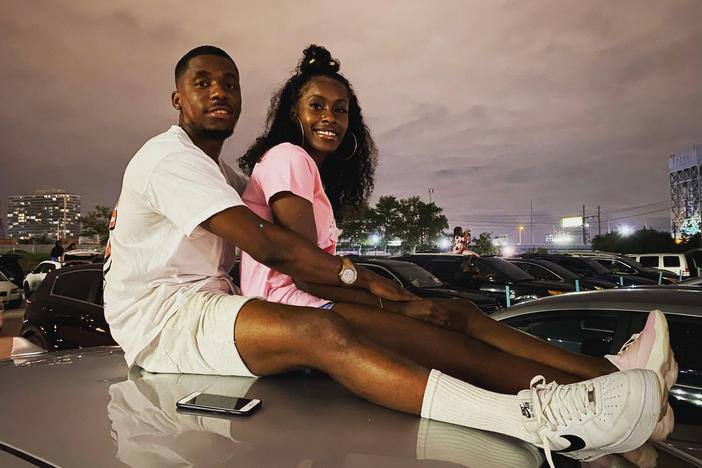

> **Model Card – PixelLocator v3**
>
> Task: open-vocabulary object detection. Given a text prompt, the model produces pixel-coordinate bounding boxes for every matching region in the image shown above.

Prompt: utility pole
[530,200,534,244]
[582,204,586,244]
[597,205,601,236]
[428,184,434,204]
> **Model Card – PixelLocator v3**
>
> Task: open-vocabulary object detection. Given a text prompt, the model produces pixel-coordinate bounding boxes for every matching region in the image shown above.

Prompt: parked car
[492,286,702,461]
[20,262,116,351]
[0,253,24,288]
[628,252,697,278]
[0,270,22,309]
[507,257,617,290]
[396,254,575,307]
[354,256,500,314]
[567,251,680,283]
[5,345,698,467]
[515,253,659,286]
[22,259,62,298]
[675,275,702,287]
[62,248,102,265]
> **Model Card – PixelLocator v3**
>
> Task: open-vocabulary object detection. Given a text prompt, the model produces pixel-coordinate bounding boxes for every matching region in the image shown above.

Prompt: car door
[49,269,114,348]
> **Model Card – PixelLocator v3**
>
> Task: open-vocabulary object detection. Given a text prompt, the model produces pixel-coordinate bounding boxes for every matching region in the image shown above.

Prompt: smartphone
[176,391,261,416]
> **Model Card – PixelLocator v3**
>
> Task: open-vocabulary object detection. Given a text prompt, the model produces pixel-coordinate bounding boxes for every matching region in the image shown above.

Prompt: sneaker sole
[575,369,661,461]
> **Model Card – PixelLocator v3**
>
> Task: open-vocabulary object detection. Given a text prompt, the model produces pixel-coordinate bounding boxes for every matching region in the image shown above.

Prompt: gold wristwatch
[338,257,358,286]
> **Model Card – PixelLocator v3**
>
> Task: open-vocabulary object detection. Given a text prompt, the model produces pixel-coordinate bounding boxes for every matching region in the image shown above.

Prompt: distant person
[50,240,64,261]
[104,45,669,466]
[452,226,472,254]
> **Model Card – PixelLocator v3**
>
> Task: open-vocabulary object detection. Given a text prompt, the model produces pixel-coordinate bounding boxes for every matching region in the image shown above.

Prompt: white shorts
[135,291,258,377]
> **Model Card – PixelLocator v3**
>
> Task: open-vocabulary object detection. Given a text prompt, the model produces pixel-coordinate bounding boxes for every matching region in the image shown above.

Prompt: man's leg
[234,299,427,413]
[233,299,661,463]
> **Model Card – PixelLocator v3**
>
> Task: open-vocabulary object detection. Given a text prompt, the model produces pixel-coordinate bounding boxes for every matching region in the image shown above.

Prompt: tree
[471,232,498,256]
[591,227,678,254]
[338,195,450,254]
[338,203,375,252]
[369,196,403,251]
[397,196,448,252]
[81,205,112,246]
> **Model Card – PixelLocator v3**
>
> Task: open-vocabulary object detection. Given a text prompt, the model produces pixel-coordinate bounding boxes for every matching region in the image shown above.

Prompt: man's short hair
[175,46,235,84]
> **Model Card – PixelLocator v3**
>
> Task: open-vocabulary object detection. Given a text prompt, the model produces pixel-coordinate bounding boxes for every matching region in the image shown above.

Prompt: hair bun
[299,44,340,74]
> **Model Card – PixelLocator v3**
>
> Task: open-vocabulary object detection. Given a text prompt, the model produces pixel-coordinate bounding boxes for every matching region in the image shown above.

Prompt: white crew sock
[420,369,538,444]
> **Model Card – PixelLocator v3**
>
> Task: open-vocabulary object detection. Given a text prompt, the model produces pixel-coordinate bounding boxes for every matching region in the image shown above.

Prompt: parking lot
[0,305,25,359]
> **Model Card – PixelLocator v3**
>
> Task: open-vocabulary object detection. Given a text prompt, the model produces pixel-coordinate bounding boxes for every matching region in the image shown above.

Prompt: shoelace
[617,333,640,355]
[528,375,595,468]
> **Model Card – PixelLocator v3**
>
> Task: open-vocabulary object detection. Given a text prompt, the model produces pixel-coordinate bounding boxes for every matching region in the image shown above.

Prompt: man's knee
[293,308,358,353]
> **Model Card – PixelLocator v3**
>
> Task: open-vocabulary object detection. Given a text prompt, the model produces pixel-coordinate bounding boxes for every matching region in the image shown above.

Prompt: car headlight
[548,290,566,295]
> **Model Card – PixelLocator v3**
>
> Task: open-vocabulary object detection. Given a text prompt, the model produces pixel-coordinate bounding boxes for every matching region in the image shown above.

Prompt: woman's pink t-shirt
[240,143,338,307]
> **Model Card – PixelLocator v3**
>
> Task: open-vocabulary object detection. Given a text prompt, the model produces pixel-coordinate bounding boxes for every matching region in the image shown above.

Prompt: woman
[238,45,674,440]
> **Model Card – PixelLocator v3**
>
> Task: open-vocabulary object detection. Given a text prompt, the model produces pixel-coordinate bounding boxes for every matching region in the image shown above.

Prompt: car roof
[492,287,702,320]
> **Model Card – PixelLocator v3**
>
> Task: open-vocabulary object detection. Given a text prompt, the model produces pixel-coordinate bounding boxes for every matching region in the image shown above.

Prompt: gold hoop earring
[296,116,305,146]
[337,133,358,161]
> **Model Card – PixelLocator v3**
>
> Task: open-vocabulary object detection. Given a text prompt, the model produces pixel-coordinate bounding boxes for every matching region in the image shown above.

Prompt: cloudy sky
[2,0,701,243]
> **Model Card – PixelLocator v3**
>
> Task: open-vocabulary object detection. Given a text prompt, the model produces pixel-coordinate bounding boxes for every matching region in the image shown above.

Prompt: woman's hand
[396,299,452,328]
[361,268,418,302]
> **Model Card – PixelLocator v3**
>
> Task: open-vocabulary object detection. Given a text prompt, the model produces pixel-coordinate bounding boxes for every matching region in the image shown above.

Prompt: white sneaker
[517,369,660,468]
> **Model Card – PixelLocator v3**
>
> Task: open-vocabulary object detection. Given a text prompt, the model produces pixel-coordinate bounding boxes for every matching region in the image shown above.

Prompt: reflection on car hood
[0,347,697,467]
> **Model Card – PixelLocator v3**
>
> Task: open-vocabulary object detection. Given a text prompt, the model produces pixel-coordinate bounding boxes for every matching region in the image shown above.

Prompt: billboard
[561,216,583,228]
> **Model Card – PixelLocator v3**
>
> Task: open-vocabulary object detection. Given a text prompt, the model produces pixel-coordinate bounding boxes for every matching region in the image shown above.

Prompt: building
[669,146,702,237]
[6,190,81,240]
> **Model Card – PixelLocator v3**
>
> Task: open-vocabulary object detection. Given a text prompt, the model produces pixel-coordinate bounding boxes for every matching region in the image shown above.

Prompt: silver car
[2,341,700,467]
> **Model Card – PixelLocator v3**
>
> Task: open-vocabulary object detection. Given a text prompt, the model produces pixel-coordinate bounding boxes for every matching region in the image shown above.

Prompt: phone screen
[177,392,261,415]
[187,394,253,410]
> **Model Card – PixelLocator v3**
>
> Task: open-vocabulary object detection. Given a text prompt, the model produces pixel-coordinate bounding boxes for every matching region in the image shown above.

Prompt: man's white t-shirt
[104,125,246,366]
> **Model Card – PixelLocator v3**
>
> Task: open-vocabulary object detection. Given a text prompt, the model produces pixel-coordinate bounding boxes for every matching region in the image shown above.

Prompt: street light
[518,225,525,245]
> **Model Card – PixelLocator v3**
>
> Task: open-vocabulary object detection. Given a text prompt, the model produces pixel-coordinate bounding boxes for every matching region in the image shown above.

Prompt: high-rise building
[6,190,81,240]
[669,145,701,237]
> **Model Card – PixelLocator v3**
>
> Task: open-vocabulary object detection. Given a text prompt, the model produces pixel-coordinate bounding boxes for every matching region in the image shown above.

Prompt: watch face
[341,268,356,284]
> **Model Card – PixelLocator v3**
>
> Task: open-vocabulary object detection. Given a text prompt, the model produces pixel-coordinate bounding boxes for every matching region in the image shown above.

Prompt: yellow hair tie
[309,58,315,64]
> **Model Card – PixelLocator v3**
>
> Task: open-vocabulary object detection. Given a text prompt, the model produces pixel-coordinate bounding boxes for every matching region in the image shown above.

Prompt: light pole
[518,225,524,245]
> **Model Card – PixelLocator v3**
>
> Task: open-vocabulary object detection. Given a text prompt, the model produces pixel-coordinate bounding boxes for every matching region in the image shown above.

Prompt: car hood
[1,347,698,467]
[0,347,556,467]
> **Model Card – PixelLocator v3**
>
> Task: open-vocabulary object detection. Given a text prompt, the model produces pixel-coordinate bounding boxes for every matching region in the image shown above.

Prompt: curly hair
[239,45,377,223]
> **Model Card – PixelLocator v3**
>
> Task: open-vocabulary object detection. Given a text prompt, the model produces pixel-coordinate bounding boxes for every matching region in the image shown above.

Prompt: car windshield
[574,258,611,274]
[480,257,534,281]
[0,271,8,281]
[595,259,638,275]
[390,263,445,288]
[64,252,98,262]
[533,260,580,280]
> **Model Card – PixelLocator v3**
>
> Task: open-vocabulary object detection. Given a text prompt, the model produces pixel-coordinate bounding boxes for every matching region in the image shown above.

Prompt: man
[104,46,662,464]
[50,240,64,262]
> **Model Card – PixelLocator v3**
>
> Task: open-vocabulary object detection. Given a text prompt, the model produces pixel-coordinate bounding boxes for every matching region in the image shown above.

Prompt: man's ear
[172,91,181,110]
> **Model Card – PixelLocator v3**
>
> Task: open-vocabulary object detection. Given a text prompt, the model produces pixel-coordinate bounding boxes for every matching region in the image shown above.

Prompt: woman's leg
[330,302,582,393]
[429,298,617,380]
